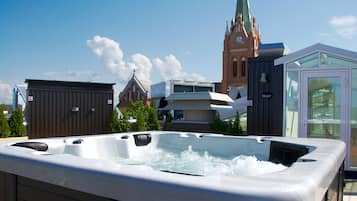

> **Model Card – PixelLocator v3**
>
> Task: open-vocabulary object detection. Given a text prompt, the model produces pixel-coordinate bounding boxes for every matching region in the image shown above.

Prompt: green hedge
[0,109,10,138]
[211,112,243,136]
[8,109,26,137]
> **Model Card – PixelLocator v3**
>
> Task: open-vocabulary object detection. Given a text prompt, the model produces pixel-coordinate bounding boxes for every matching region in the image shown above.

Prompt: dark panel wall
[0,172,16,201]
[0,172,115,201]
[0,167,344,201]
[26,80,114,139]
[247,57,283,136]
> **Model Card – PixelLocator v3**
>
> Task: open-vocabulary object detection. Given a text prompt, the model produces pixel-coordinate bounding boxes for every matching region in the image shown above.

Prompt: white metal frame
[276,43,357,171]
[300,70,348,136]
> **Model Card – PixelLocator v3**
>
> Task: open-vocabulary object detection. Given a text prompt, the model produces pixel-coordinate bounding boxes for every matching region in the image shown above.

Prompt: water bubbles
[116,146,287,177]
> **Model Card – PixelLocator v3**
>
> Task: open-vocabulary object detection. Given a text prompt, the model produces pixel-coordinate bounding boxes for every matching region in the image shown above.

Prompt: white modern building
[151,80,215,100]
[164,91,233,122]
[275,43,357,171]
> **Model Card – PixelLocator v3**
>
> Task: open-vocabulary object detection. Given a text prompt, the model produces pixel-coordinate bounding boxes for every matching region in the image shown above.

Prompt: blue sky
[1,0,357,104]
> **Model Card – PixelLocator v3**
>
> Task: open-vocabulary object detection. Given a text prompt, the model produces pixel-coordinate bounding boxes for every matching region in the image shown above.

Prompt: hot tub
[0,132,345,201]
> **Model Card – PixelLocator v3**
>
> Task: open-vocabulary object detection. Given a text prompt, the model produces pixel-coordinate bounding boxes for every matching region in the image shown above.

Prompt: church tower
[221,0,261,94]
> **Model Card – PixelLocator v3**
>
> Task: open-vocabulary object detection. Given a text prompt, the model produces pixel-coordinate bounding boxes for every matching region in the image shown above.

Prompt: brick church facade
[118,71,150,108]
[221,0,261,94]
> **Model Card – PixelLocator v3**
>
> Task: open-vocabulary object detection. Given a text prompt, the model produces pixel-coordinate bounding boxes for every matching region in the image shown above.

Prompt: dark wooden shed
[247,56,284,136]
[25,79,115,139]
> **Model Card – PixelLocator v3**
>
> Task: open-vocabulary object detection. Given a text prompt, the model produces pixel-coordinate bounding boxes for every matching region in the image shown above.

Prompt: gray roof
[275,43,357,66]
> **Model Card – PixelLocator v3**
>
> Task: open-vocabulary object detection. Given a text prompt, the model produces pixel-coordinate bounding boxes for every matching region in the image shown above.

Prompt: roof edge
[274,43,357,66]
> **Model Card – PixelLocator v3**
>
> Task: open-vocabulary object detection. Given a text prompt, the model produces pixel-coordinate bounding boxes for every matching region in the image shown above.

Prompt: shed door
[300,71,348,141]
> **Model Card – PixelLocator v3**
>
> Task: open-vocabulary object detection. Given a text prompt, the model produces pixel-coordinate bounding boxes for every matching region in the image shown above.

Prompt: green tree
[165,112,173,123]
[8,109,26,137]
[147,107,160,130]
[111,109,131,133]
[111,109,120,131]
[226,112,243,135]
[124,101,161,131]
[131,111,146,131]
[211,114,226,133]
[0,109,10,138]
[210,112,243,135]
[126,101,146,131]
[0,104,10,112]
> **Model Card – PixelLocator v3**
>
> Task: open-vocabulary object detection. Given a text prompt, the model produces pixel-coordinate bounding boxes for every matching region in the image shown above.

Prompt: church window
[241,59,246,77]
[233,58,238,77]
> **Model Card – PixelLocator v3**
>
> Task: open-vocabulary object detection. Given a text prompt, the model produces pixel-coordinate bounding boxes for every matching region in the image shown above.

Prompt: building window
[174,85,193,93]
[233,59,238,77]
[194,86,213,92]
[241,60,246,77]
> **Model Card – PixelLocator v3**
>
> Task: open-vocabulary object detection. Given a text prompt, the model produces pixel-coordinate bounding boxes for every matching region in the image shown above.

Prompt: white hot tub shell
[0,131,346,201]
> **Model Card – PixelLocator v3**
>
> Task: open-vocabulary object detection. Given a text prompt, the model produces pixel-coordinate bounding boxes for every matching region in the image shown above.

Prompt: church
[221,0,261,94]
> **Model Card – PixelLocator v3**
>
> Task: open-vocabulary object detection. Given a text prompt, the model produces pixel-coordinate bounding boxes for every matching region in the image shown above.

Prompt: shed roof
[25,79,115,90]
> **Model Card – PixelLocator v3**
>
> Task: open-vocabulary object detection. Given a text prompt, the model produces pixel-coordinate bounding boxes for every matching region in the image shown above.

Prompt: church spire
[235,0,252,33]
[225,21,230,35]
[131,68,137,80]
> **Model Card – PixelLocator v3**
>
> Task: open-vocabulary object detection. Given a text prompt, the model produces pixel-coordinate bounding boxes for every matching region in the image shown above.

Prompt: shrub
[121,101,160,132]
[147,107,160,130]
[165,112,173,123]
[210,112,243,135]
[8,109,26,137]
[226,112,243,135]
[0,109,10,138]
[211,114,226,133]
[111,109,130,133]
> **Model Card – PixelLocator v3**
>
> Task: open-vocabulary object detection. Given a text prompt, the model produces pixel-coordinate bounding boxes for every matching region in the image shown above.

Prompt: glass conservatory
[275,43,357,171]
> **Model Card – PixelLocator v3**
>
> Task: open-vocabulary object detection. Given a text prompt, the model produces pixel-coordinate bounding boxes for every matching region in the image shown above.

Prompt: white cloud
[87,35,206,85]
[335,26,357,38]
[330,16,357,27]
[153,54,206,81]
[329,16,357,38]
[87,36,152,85]
[0,81,13,104]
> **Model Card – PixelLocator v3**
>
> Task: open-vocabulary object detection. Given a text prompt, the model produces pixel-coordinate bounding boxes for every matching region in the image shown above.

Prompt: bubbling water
[115,146,287,176]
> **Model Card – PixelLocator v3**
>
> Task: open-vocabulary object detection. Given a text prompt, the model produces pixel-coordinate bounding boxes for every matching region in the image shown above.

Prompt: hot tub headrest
[12,142,48,152]
[269,141,309,166]
[133,134,151,146]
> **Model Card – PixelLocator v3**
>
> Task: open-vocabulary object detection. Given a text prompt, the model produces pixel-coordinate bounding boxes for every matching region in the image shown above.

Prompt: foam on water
[115,146,287,176]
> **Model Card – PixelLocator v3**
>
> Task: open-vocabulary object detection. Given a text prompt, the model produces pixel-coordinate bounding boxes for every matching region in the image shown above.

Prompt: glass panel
[307,77,341,139]
[194,86,213,92]
[351,70,357,167]
[285,71,299,137]
[173,85,193,93]
[287,53,319,68]
[174,110,184,120]
[320,53,357,68]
